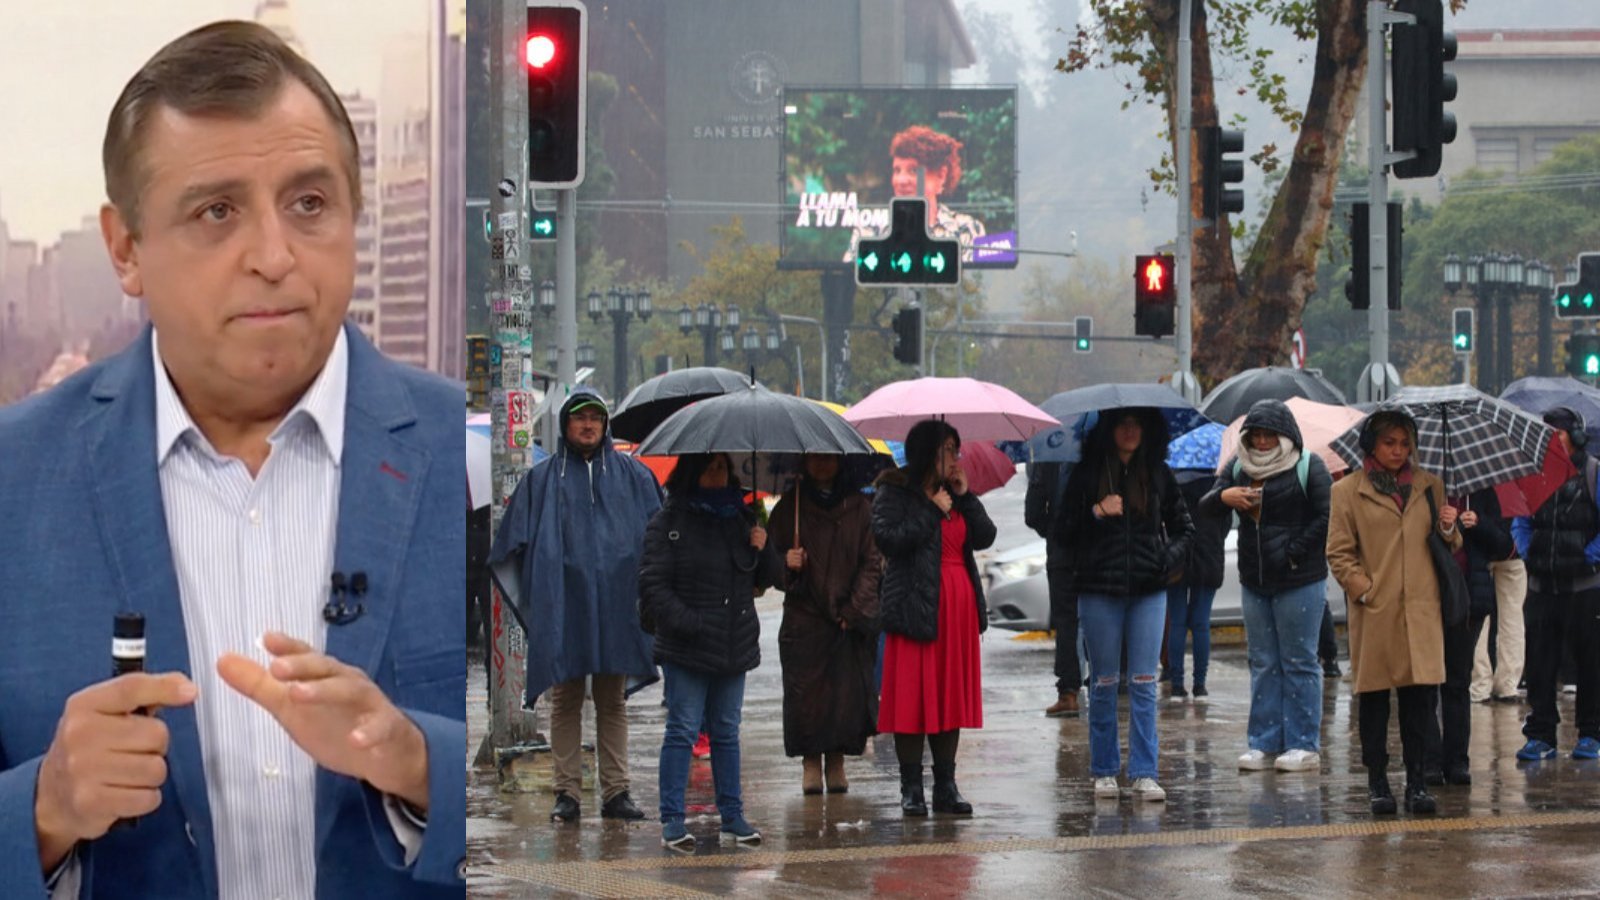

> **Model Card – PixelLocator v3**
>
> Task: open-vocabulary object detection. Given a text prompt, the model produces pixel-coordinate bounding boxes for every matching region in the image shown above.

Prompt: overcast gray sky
[0,0,427,245]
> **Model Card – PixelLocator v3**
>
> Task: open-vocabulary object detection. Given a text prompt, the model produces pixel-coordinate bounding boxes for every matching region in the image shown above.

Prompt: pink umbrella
[844,377,1058,442]
[1216,396,1366,476]
[961,442,1020,496]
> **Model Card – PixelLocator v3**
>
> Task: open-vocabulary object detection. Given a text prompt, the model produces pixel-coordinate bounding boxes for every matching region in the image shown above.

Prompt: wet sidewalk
[467,598,1600,898]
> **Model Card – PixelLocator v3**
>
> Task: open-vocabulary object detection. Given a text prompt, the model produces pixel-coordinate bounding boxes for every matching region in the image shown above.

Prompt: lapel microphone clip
[324,571,367,625]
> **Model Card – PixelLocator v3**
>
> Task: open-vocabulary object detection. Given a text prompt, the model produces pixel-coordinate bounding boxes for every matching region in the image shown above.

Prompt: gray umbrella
[1200,367,1347,424]
[609,366,758,442]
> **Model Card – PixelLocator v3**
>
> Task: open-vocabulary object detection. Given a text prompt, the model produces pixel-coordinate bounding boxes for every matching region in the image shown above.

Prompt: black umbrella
[609,367,759,443]
[1200,367,1346,424]
[637,384,875,460]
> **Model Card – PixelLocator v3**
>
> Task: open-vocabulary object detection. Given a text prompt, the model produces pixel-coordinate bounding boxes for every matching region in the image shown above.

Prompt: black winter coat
[1024,461,1072,569]
[1459,487,1515,617]
[638,500,782,675]
[1200,400,1330,593]
[872,469,996,642]
[1524,456,1600,589]
[1176,475,1229,588]
[1055,457,1194,597]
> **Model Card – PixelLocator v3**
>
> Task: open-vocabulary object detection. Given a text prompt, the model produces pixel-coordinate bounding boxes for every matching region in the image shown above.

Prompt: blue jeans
[1165,585,1216,687]
[658,663,746,825]
[1079,591,1166,779]
[1241,582,1325,753]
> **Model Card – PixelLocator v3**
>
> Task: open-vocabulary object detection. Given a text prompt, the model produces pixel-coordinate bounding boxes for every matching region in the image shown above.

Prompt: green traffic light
[1558,293,1572,309]
[892,251,913,274]
[1585,293,1597,310]
[861,251,880,272]
[926,251,946,274]
[1587,355,1599,377]
[1454,334,1469,349]
[1076,339,1090,351]
[533,217,554,235]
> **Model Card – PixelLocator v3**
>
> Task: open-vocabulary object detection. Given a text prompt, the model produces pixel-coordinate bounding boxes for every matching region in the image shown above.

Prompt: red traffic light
[1142,256,1169,293]
[525,34,557,68]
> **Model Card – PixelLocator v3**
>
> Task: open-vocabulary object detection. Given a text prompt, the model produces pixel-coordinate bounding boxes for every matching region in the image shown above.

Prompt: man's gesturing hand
[217,632,429,812]
[34,673,197,871]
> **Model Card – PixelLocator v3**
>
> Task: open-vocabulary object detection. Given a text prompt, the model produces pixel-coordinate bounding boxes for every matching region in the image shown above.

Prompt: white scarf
[1239,434,1300,481]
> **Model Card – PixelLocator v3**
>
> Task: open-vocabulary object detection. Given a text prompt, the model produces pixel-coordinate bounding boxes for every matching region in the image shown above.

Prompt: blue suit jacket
[0,325,466,898]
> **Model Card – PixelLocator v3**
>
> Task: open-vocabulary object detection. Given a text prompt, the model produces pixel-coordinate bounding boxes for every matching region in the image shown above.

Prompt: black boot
[1368,770,1396,816]
[1404,778,1437,814]
[931,762,973,815]
[899,764,927,817]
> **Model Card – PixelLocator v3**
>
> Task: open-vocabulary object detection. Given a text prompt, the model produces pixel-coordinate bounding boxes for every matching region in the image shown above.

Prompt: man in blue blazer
[0,21,464,898]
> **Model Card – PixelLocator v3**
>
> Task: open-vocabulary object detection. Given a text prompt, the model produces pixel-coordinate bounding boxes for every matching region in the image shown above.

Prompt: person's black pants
[1523,586,1600,744]
[1048,567,1082,694]
[1425,612,1487,772]
[1359,686,1437,779]
[1318,598,1338,663]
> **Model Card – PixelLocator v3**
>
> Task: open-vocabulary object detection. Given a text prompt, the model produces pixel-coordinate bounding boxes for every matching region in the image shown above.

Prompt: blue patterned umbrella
[1166,421,1226,472]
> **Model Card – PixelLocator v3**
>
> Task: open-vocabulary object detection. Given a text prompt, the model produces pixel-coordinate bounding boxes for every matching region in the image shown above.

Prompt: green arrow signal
[892,251,913,274]
[861,251,879,272]
[1559,293,1572,308]
[1454,334,1469,349]
[926,251,946,274]
[1587,355,1599,377]
[1585,292,1596,309]
[533,217,554,235]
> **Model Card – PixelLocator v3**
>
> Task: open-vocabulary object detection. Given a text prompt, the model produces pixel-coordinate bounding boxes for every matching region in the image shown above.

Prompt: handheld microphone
[111,612,146,830]
[324,571,367,625]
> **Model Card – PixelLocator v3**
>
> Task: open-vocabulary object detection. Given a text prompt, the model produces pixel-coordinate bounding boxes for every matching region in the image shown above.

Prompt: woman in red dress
[872,419,996,816]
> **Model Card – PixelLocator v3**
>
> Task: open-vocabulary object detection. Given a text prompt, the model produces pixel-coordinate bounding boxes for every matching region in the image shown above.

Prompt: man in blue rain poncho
[490,388,663,823]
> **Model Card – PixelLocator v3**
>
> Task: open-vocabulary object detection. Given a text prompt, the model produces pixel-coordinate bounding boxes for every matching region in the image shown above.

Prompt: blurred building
[346,93,382,342]
[49,217,130,338]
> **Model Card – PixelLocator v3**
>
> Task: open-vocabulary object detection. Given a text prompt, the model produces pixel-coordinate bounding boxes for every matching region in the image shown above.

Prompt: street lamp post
[1527,260,1552,377]
[678,301,740,367]
[1498,253,1523,394]
[589,286,653,399]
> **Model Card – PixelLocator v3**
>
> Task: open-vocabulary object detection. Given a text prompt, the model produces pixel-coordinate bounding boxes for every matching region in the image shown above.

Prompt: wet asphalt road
[467,596,1600,898]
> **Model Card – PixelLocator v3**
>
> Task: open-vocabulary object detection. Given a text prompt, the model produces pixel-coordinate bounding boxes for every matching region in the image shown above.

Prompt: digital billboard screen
[780,86,1018,270]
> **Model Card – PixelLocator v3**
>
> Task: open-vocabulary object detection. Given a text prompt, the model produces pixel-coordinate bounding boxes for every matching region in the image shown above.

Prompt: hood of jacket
[558,387,615,458]
[1241,399,1304,450]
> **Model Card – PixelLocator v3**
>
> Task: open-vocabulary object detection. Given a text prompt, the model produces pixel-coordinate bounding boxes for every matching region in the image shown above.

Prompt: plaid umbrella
[1329,384,1557,496]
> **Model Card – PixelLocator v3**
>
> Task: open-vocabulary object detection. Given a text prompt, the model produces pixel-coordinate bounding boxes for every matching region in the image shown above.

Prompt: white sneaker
[1238,749,1270,771]
[1274,749,1322,772]
[1131,777,1166,802]
[1093,776,1120,798]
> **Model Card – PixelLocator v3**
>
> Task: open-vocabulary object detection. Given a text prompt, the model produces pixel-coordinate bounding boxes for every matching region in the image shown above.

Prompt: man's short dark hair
[103,20,362,235]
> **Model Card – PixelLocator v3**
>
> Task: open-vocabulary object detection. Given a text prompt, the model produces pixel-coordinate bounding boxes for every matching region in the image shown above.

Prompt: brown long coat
[1326,467,1462,693]
[768,487,882,757]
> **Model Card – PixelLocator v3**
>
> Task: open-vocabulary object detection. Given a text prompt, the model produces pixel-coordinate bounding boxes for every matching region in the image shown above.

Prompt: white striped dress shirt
[153,329,346,900]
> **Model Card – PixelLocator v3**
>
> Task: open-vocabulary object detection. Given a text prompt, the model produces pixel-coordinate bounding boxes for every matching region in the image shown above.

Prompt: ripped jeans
[1079,591,1166,779]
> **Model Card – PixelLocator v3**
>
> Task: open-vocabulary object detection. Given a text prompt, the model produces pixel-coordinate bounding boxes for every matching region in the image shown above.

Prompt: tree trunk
[1153,0,1370,387]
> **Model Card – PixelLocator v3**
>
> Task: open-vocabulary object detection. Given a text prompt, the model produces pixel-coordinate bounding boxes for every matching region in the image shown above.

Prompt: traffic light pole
[1171,0,1200,404]
[480,0,541,768]
[1357,1,1410,403]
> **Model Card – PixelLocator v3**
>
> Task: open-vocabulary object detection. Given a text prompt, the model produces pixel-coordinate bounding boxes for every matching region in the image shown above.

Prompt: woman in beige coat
[1327,410,1461,816]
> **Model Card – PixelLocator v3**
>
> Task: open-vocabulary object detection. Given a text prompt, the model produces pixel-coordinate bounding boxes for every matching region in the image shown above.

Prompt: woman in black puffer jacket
[1201,398,1331,775]
[873,419,996,818]
[638,453,781,850]
[1054,407,1193,802]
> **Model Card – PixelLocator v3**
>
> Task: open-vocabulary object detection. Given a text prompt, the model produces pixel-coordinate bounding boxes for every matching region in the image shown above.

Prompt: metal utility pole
[1171,0,1200,404]
[1357,1,1407,403]
[478,0,540,767]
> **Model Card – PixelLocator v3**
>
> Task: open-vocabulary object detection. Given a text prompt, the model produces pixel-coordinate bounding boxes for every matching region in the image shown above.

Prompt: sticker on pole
[507,391,531,448]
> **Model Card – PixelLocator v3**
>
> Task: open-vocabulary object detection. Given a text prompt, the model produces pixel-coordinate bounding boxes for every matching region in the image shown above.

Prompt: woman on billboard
[846,125,986,263]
